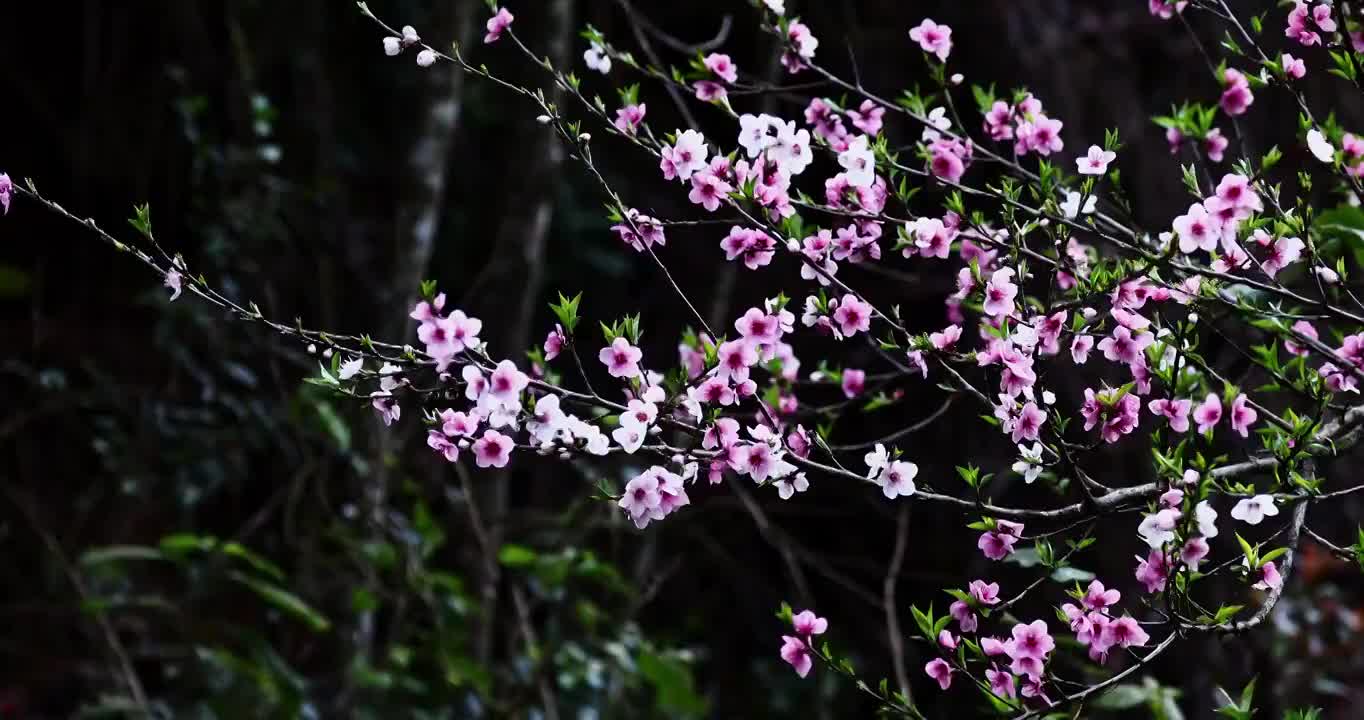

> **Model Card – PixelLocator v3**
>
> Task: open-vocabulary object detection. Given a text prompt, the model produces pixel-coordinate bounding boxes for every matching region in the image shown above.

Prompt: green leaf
[498,544,539,567]
[1092,683,1150,710]
[229,571,331,632]
[80,545,165,566]
[639,649,707,716]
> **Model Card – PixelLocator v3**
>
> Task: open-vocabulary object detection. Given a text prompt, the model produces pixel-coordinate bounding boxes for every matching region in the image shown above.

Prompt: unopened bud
[416,49,437,67]
[383,37,402,56]
[578,132,592,142]
[322,348,333,358]
[536,114,553,124]
[307,343,317,354]
[950,73,964,85]
[401,25,420,44]
[785,238,800,252]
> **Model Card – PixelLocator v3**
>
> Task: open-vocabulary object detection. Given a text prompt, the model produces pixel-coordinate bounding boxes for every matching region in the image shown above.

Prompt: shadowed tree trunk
[471,0,575,681]
[349,0,479,710]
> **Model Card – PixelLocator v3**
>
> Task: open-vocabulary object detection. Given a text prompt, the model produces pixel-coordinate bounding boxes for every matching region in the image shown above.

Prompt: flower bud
[416,49,437,67]
[536,114,552,124]
[950,73,964,85]
[307,343,317,354]
[401,25,420,44]
[578,132,592,142]
[383,37,402,56]
[322,348,334,358]
[785,238,800,252]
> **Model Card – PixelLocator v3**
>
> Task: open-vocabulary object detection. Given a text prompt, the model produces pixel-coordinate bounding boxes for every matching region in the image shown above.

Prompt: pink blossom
[613,103,646,135]
[716,339,759,383]
[930,324,962,351]
[978,520,1024,561]
[1173,202,1219,253]
[611,209,666,252]
[599,337,643,378]
[1229,393,1257,437]
[1255,560,1283,591]
[1135,548,1171,593]
[472,429,513,468]
[487,359,529,407]
[1165,127,1184,154]
[779,636,813,677]
[981,637,1008,656]
[440,409,480,438]
[1231,495,1279,525]
[1076,145,1115,175]
[693,81,727,102]
[983,268,1018,317]
[1286,1,1334,46]
[427,430,460,462]
[662,129,709,181]
[1216,173,1262,212]
[688,171,733,212]
[1204,128,1229,162]
[984,101,1014,141]
[929,143,966,182]
[1193,393,1222,434]
[847,99,885,136]
[879,459,920,498]
[703,53,738,83]
[1083,580,1121,611]
[986,667,1017,700]
[1021,115,1064,156]
[970,579,1001,605]
[619,470,662,525]
[1098,326,1153,365]
[782,22,818,73]
[720,226,776,269]
[924,658,953,690]
[544,325,566,361]
[1148,397,1192,433]
[1148,0,1188,19]
[1080,387,1141,443]
[1220,68,1254,116]
[1071,335,1095,364]
[1012,402,1045,443]
[1282,53,1307,79]
[1321,363,1359,394]
[0,173,11,215]
[1100,616,1149,649]
[1262,236,1304,277]
[164,270,183,301]
[791,609,828,637]
[702,417,740,450]
[1285,320,1317,356]
[484,7,514,43]
[832,294,873,337]
[950,600,978,632]
[1181,536,1210,571]
[911,217,956,259]
[908,18,953,61]
[841,368,866,398]
[938,629,958,650]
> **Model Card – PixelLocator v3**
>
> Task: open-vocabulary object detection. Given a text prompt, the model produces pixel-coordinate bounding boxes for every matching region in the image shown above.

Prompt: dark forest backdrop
[2,1,1364,718]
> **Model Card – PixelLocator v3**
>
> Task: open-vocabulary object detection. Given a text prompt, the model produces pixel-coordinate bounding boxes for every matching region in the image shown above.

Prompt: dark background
[2,1,1364,718]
